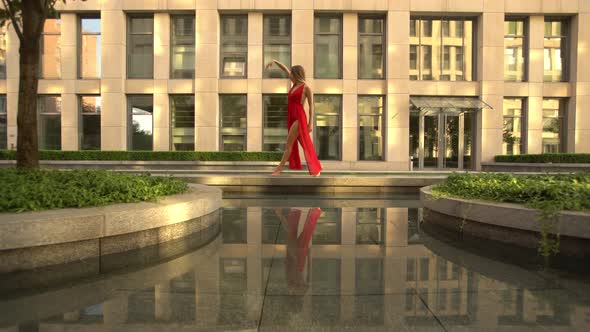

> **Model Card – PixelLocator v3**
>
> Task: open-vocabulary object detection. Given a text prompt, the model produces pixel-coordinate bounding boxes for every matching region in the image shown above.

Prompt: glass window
[0,28,6,79]
[409,45,418,80]
[410,110,419,169]
[410,18,474,81]
[314,95,341,160]
[128,95,153,150]
[127,15,154,79]
[220,94,247,151]
[544,19,568,82]
[406,259,416,281]
[0,95,6,149]
[504,19,526,81]
[264,15,291,78]
[410,19,417,37]
[312,208,341,245]
[221,208,247,244]
[503,98,525,155]
[41,19,61,79]
[359,16,385,79]
[80,16,101,78]
[263,94,287,151]
[419,258,429,281]
[356,208,385,244]
[37,95,61,150]
[542,98,566,153]
[315,15,342,79]
[170,95,195,151]
[358,96,384,161]
[80,96,101,150]
[171,15,195,79]
[221,15,248,78]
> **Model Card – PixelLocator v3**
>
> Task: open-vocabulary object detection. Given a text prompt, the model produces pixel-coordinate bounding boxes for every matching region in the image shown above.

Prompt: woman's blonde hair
[290,65,306,83]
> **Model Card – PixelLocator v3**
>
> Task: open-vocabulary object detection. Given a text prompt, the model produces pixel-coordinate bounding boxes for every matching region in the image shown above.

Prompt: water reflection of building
[3,207,589,331]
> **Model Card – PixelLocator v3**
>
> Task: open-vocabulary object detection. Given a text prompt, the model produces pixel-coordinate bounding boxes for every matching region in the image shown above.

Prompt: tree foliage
[0,0,85,169]
[0,1,74,42]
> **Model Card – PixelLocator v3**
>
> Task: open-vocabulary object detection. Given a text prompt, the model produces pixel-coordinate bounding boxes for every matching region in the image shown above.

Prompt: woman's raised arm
[265,59,291,76]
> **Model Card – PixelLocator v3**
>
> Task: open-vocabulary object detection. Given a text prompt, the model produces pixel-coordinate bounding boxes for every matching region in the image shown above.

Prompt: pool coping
[420,185,590,240]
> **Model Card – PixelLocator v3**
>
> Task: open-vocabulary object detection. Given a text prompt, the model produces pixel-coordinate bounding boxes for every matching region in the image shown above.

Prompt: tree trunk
[16,39,41,169]
[16,1,46,169]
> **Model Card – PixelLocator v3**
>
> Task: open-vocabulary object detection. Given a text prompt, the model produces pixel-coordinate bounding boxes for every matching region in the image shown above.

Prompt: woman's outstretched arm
[266,59,291,76]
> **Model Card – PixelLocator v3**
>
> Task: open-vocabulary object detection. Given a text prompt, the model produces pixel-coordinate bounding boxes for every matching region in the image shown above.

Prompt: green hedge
[433,173,590,213]
[0,150,283,162]
[0,169,188,213]
[494,153,590,164]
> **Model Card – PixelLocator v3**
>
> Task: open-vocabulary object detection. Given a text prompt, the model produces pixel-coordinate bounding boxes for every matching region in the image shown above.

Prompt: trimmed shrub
[494,153,590,164]
[0,169,188,213]
[0,150,283,162]
[433,173,590,212]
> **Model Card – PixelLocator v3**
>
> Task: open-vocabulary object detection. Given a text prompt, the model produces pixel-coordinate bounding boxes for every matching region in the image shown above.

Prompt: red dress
[287,83,323,176]
[286,208,322,273]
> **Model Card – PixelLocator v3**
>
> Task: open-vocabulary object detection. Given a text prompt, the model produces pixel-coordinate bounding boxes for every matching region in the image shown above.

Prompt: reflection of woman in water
[274,207,322,294]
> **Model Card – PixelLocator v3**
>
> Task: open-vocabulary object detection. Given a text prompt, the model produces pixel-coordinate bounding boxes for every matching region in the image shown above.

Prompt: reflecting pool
[1,194,589,331]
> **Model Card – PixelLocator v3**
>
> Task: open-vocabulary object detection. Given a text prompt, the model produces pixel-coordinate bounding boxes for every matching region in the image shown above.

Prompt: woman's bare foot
[271,166,283,176]
[312,172,321,177]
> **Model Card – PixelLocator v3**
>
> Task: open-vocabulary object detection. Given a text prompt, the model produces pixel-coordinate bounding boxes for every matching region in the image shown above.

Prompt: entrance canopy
[410,96,493,115]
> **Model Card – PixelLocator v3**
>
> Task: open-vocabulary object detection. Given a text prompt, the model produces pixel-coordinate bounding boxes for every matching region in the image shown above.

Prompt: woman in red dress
[265,60,322,177]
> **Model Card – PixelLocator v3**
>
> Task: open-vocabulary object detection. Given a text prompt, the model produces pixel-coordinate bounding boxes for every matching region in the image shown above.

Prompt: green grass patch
[0,150,283,162]
[0,169,188,213]
[432,173,590,213]
[494,153,590,164]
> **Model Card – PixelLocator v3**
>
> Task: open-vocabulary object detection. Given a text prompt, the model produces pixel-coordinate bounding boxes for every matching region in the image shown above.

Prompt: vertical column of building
[246,207,263,319]
[195,3,219,151]
[247,13,263,152]
[154,13,171,151]
[342,13,358,162]
[101,7,127,150]
[292,2,314,161]
[195,253,220,326]
[6,23,20,149]
[340,208,355,321]
[479,8,505,164]
[292,2,314,84]
[60,13,79,150]
[102,295,129,325]
[386,3,410,170]
[573,6,590,152]
[155,281,172,321]
[526,16,545,154]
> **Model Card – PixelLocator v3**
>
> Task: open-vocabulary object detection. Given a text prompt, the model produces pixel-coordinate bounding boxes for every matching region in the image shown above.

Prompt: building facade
[0,0,589,170]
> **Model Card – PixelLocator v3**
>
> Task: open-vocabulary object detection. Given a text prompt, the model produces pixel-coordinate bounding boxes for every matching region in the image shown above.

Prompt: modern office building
[0,0,589,170]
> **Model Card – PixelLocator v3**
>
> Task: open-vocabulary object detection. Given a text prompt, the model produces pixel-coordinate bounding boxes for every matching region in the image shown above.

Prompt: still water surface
[0,194,589,331]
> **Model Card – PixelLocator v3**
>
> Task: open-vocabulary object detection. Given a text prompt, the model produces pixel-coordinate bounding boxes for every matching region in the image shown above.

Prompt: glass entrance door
[443,114,460,168]
[411,111,473,169]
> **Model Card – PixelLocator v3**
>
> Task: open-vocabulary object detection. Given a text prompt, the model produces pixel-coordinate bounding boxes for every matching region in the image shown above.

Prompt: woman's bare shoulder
[303,85,312,94]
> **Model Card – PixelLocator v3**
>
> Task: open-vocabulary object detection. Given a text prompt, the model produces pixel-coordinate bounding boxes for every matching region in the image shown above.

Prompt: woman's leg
[272,121,300,176]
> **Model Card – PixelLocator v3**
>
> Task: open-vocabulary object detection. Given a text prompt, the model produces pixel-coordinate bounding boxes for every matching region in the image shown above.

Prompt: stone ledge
[0,184,222,251]
[420,185,590,241]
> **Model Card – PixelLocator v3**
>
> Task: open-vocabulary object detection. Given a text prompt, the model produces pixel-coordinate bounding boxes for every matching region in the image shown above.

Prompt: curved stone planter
[0,184,222,273]
[420,185,590,258]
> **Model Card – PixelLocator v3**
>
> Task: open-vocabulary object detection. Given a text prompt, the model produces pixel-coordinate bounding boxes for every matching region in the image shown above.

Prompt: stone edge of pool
[0,184,222,273]
[420,185,590,257]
